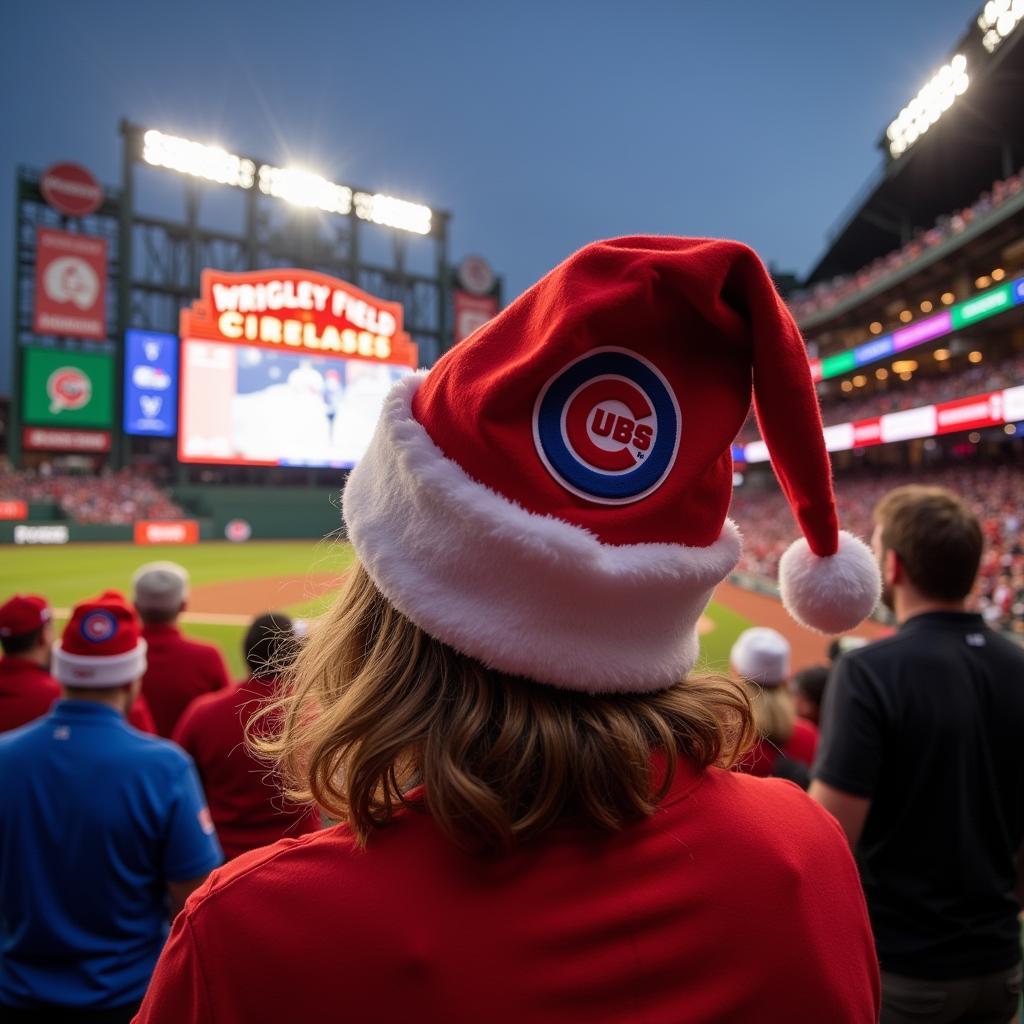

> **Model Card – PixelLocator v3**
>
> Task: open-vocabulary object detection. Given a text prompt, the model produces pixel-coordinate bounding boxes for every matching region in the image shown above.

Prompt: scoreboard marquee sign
[179,268,418,366]
[177,268,419,468]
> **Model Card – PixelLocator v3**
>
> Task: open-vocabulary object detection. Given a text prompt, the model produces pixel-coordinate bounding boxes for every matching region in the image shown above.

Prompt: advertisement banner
[34,229,107,339]
[124,329,179,436]
[134,520,200,545]
[23,348,113,428]
[22,427,112,453]
[853,418,882,447]
[0,500,28,520]
[14,525,70,545]
[935,391,1005,435]
[453,290,498,345]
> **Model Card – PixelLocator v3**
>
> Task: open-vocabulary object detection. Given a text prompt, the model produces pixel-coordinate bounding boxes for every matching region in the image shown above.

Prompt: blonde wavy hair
[744,683,796,747]
[254,562,756,854]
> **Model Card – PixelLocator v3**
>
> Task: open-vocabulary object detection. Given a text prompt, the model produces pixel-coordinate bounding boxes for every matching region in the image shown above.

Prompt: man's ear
[884,547,903,587]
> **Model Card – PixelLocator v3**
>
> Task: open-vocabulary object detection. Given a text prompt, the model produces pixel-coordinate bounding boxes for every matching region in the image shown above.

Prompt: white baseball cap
[132,561,190,614]
[730,627,792,686]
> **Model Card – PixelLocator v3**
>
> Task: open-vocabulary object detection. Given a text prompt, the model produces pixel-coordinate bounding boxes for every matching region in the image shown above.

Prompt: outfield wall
[2,486,344,545]
[172,485,342,540]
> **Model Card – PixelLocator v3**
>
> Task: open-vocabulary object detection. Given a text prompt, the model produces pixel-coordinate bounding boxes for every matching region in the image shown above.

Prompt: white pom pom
[779,530,881,635]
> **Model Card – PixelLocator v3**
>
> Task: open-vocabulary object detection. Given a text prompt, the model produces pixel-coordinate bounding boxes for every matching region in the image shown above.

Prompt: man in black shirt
[811,485,1024,1024]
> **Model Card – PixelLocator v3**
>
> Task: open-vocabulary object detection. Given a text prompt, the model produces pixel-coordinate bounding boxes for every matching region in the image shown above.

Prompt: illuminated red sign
[179,268,418,367]
[453,291,499,345]
[22,427,112,453]
[852,418,882,447]
[40,163,103,217]
[33,229,107,339]
[935,392,1005,435]
[134,520,200,545]
[0,500,28,520]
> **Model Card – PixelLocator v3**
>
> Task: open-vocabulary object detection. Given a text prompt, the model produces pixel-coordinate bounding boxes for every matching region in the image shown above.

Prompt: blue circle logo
[532,348,681,504]
[80,609,117,644]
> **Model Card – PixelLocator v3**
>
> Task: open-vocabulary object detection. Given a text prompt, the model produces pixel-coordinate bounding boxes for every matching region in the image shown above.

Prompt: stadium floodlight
[257,165,353,216]
[142,130,256,189]
[886,55,969,159]
[352,192,432,235]
[138,126,433,234]
[978,0,1024,53]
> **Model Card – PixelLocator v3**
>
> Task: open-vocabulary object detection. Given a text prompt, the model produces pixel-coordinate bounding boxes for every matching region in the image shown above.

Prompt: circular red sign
[457,255,495,296]
[225,518,252,543]
[40,163,103,218]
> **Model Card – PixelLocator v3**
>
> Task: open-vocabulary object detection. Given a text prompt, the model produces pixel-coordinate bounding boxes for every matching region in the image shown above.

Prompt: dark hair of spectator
[874,486,983,602]
[244,613,296,679]
[793,665,829,708]
[0,626,45,657]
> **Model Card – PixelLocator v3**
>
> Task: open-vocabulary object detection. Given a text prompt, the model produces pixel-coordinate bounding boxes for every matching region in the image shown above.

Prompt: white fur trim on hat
[778,531,880,635]
[343,374,742,694]
[51,639,148,688]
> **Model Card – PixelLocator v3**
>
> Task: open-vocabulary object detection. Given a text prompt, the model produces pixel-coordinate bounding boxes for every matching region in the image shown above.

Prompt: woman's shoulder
[183,807,441,918]
[686,765,849,858]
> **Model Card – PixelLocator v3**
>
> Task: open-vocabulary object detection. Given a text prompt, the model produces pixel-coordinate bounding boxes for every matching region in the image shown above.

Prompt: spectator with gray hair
[133,562,230,737]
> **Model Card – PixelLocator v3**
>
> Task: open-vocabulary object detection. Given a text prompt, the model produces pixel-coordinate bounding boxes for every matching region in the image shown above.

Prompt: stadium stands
[737,348,1024,444]
[731,463,1024,635]
[0,467,184,524]
[788,168,1024,322]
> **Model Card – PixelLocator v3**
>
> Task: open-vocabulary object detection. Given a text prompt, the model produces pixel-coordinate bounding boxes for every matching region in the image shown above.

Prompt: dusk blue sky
[3,0,977,394]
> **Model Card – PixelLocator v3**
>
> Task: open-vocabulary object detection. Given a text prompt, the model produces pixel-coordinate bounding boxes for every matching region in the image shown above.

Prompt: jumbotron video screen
[178,340,414,467]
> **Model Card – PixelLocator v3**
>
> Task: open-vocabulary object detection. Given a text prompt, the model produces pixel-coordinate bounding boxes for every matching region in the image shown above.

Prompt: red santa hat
[52,590,147,688]
[344,236,880,694]
[0,595,51,639]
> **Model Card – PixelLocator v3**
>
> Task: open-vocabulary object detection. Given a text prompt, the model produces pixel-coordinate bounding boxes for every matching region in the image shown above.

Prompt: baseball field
[2,541,890,679]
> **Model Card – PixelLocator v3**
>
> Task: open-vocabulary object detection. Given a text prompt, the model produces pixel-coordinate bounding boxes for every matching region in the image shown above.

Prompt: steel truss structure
[10,121,454,469]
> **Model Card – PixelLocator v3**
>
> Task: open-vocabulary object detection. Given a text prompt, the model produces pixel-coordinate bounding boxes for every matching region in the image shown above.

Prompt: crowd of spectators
[731,463,1024,635]
[736,348,1024,445]
[0,466,184,524]
[787,166,1024,323]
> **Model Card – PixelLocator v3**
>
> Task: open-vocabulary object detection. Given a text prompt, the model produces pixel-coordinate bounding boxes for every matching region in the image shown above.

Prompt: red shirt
[738,717,819,778]
[140,623,230,737]
[172,677,321,859]
[135,762,879,1024]
[0,656,60,733]
[127,693,157,734]
[784,717,819,766]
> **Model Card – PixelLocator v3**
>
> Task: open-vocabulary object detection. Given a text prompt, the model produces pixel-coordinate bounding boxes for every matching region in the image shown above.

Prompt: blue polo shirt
[0,700,223,1009]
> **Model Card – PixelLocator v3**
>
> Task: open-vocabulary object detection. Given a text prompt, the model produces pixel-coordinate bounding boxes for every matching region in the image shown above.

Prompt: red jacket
[738,717,819,778]
[0,656,60,733]
[136,762,879,1024]
[0,655,157,735]
[127,693,158,734]
[172,677,321,859]
[140,623,230,737]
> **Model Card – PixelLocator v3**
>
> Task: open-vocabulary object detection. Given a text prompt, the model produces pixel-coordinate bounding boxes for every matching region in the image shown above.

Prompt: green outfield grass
[1,540,751,680]
[1,540,355,678]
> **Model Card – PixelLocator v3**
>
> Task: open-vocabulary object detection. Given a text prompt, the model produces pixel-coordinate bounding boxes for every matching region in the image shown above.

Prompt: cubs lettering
[533,348,681,505]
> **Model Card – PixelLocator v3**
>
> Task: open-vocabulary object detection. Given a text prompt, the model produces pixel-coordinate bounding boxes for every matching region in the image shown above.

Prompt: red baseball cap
[0,595,51,639]
[52,590,147,687]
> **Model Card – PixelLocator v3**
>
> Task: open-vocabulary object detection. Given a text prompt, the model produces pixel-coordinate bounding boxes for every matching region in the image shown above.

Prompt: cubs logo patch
[80,609,117,644]
[533,348,680,504]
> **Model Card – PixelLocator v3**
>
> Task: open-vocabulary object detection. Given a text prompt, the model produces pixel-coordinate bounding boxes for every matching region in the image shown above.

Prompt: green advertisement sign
[23,347,114,428]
